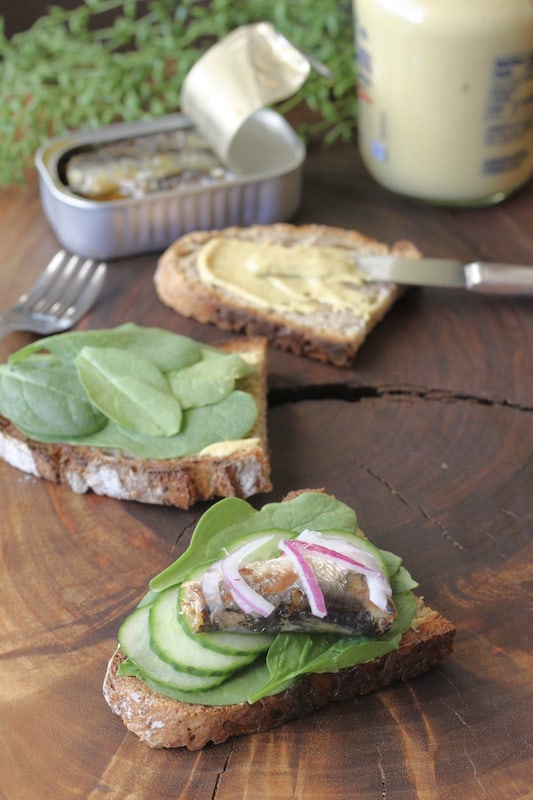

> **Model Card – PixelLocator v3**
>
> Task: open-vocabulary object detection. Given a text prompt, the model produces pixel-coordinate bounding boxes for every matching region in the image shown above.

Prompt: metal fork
[0,250,107,341]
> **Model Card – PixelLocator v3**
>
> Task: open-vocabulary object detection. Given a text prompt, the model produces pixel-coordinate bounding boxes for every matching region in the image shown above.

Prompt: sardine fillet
[180,553,395,636]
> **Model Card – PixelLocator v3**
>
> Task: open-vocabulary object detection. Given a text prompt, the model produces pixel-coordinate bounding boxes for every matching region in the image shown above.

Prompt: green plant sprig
[0,0,357,187]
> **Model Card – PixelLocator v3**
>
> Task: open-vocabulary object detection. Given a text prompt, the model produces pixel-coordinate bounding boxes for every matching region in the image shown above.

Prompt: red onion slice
[220,534,276,618]
[279,539,327,618]
[293,541,378,578]
[296,529,381,572]
[294,530,392,612]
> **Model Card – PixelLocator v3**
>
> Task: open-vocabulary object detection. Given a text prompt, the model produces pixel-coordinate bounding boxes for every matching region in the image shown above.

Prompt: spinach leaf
[168,360,234,409]
[388,564,419,593]
[117,657,277,707]
[45,389,258,458]
[150,492,358,592]
[9,323,202,372]
[150,497,257,591]
[0,361,106,436]
[248,590,416,702]
[75,346,183,437]
[256,491,358,535]
[199,347,254,373]
[380,550,402,580]
[167,353,253,409]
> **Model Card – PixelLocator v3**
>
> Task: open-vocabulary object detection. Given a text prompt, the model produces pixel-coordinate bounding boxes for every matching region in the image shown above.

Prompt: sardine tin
[35,23,312,261]
[36,111,305,260]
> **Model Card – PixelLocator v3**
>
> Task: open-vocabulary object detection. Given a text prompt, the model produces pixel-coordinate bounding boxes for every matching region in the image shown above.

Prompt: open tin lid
[181,22,315,169]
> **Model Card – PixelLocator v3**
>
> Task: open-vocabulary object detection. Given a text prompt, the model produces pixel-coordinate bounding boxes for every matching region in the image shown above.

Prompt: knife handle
[465,262,533,294]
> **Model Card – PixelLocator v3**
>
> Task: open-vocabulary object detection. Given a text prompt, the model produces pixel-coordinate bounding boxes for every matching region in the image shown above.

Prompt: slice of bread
[103,598,455,750]
[154,223,421,368]
[103,487,455,749]
[0,337,271,507]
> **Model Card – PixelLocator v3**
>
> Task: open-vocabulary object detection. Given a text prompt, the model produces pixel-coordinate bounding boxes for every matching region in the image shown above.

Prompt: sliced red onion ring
[293,541,378,578]
[220,534,276,618]
[279,539,327,618]
[296,529,381,572]
[294,530,392,612]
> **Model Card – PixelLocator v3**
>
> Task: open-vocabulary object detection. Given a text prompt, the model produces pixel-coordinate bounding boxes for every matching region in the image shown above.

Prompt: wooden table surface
[0,141,532,800]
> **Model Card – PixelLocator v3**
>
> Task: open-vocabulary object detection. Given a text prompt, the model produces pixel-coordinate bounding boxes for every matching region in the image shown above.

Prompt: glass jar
[353,0,533,205]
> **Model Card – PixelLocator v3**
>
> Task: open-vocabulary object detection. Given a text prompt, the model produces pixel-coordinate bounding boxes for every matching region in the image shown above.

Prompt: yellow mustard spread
[196,238,374,315]
[199,437,260,457]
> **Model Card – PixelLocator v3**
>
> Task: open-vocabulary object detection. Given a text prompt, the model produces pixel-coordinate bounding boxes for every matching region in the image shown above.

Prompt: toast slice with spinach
[0,323,271,507]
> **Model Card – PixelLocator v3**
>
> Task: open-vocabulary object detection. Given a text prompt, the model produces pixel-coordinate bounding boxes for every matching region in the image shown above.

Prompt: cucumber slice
[187,628,275,656]
[150,587,258,676]
[118,605,225,692]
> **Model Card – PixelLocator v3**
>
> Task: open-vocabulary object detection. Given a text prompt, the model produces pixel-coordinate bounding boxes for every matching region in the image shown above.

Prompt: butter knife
[357,257,533,294]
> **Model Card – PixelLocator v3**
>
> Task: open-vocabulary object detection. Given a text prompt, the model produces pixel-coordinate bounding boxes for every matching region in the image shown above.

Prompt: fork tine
[56,261,107,324]
[34,256,97,317]
[27,254,89,316]
[0,250,107,340]
[17,250,70,308]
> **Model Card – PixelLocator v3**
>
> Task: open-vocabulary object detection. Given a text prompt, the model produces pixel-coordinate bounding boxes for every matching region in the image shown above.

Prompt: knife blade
[356,256,533,294]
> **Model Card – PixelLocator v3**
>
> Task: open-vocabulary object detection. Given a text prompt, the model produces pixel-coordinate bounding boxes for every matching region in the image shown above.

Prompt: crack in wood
[416,504,467,552]
[269,384,476,550]
[174,515,198,549]
[211,742,234,799]
[268,384,533,412]
[376,744,387,799]
[353,459,468,551]
[464,745,489,796]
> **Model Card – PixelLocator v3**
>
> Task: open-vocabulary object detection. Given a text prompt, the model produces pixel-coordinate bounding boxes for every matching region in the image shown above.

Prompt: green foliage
[0,0,357,186]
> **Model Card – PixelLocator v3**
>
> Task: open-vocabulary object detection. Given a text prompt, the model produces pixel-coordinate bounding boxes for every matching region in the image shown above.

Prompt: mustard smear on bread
[196,237,382,316]
[0,323,259,458]
[117,492,419,706]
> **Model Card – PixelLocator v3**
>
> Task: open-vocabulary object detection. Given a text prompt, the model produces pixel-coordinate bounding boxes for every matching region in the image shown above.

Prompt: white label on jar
[483,53,533,175]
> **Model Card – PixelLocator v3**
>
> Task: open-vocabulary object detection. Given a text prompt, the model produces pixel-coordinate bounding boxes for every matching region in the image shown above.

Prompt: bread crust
[103,600,455,750]
[0,337,271,507]
[154,223,421,367]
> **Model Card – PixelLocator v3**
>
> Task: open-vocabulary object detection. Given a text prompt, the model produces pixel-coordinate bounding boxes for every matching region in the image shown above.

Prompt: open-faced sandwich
[0,323,271,507]
[103,490,455,749]
[154,223,421,367]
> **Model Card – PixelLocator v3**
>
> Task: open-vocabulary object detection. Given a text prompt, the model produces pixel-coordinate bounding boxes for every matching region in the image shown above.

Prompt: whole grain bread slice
[103,598,455,750]
[0,337,271,507]
[154,223,421,368]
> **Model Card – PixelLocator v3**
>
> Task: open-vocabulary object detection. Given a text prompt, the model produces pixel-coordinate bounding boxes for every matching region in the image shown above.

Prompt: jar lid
[180,23,312,168]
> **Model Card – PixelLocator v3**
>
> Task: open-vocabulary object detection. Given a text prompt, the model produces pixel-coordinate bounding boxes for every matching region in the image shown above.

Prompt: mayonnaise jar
[354,0,533,205]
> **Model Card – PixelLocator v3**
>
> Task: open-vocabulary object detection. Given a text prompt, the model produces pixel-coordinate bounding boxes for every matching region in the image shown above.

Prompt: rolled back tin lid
[180,22,311,168]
